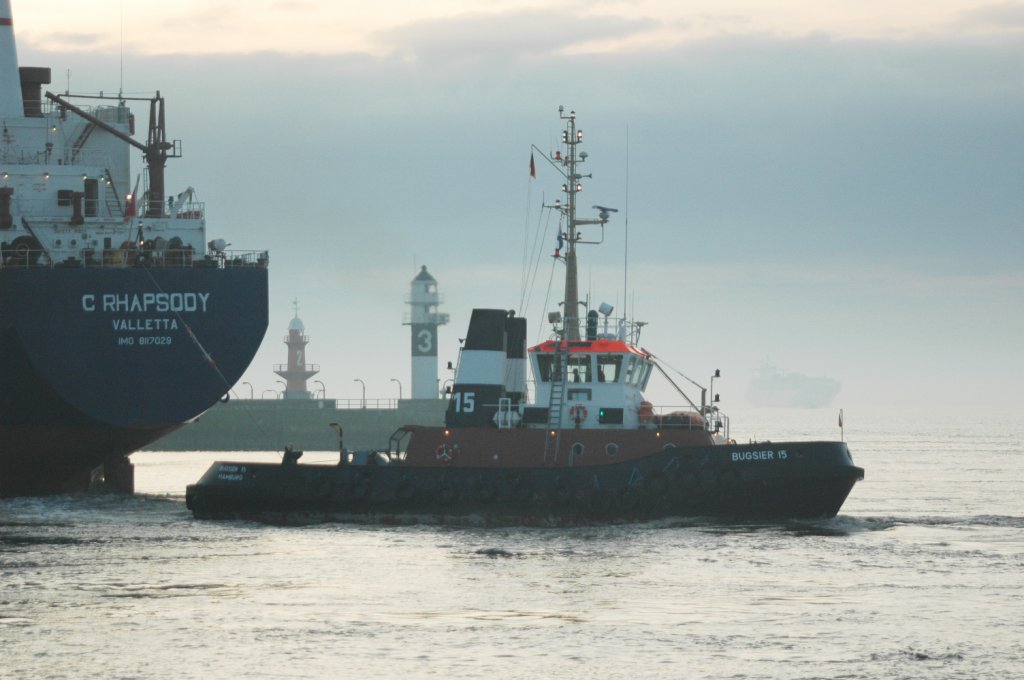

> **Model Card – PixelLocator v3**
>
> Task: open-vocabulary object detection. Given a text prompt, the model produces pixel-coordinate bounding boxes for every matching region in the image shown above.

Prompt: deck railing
[239,397,400,410]
[0,249,269,270]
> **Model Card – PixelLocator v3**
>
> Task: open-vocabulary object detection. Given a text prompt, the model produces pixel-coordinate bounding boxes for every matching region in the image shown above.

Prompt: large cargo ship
[0,2,268,495]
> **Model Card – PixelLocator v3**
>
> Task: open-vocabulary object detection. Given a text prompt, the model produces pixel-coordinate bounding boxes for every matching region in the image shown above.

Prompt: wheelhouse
[528,338,654,429]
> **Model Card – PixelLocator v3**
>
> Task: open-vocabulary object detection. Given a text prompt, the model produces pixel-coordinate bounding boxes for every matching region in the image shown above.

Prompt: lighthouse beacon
[274,300,320,400]
[404,266,449,400]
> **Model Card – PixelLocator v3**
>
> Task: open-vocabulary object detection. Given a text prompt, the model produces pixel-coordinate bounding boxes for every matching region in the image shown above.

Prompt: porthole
[570,442,585,459]
[605,442,619,457]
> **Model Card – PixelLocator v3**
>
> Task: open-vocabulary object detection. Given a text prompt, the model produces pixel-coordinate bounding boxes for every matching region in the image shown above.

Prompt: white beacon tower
[404,266,449,399]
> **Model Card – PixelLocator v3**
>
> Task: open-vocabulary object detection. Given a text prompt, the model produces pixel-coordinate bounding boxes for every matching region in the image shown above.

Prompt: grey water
[2,408,1022,679]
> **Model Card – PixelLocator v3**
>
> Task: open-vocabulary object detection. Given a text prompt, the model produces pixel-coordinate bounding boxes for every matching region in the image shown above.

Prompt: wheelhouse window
[597,355,623,383]
[568,354,591,383]
[636,360,653,389]
[623,356,637,385]
[623,356,652,387]
[535,354,555,382]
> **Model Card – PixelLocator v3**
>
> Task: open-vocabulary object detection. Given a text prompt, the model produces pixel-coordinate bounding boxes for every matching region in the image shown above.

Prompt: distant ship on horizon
[746,361,841,409]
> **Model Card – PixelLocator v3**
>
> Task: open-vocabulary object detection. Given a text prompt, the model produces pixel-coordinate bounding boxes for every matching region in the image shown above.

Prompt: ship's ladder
[103,169,124,219]
[71,123,97,162]
[543,342,569,463]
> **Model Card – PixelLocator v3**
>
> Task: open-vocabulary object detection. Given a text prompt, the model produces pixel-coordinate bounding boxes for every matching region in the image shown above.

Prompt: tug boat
[186,108,862,525]
[0,2,268,495]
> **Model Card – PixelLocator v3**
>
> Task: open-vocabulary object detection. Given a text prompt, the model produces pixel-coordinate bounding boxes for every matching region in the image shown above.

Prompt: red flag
[529,153,536,178]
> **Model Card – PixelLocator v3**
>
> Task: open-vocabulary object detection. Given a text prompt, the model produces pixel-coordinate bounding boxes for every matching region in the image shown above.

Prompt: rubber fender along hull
[186,441,864,525]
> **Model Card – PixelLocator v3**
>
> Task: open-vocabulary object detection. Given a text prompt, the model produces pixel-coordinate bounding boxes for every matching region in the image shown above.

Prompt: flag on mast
[529,153,536,178]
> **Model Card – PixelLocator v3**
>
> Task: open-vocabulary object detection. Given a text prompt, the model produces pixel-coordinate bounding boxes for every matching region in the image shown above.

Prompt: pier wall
[145,399,448,451]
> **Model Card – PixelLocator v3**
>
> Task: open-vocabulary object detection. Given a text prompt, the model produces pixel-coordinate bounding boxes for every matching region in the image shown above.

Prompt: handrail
[231,398,399,410]
[331,398,398,410]
[272,363,320,372]
[0,249,269,270]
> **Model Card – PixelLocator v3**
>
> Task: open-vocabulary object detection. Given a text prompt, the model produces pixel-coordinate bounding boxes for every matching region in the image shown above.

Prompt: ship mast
[550,107,614,341]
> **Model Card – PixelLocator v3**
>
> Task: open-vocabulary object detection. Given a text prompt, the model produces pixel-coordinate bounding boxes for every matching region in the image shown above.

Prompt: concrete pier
[145,399,447,452]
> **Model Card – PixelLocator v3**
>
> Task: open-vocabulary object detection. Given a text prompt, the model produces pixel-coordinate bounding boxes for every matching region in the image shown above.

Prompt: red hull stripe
[0,19,13,26]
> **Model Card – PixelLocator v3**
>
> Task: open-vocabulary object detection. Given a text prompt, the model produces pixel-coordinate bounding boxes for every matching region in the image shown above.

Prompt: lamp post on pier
[353,378,366,408]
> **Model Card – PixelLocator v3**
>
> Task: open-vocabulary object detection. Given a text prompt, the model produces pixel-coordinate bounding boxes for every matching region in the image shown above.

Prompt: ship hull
[186,439,863,525]
[0,264,268,496]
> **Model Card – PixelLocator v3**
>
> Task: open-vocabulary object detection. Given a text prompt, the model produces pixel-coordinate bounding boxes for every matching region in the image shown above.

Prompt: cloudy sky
[13,1,1024,415]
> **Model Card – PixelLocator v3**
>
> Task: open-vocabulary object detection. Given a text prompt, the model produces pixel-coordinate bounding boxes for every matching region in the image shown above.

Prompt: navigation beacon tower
[274,300,320,400]
[404,266,449,399]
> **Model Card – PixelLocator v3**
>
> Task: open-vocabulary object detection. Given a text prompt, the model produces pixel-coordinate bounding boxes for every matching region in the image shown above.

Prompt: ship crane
[44,91,181,218]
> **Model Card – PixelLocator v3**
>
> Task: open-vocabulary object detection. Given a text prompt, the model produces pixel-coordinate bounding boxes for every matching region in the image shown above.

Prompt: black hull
[186,441,864,525]
[0,265,268,495]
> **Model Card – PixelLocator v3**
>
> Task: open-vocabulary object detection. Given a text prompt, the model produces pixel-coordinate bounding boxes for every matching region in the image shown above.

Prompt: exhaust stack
[445,309,508,428]
[0,0,24,120]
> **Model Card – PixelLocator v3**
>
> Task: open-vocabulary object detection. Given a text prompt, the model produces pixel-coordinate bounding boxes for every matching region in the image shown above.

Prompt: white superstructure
[0,0,228,269]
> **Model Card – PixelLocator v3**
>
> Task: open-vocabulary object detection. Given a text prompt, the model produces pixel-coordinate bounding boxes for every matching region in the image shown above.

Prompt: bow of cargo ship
[0,2,269,495]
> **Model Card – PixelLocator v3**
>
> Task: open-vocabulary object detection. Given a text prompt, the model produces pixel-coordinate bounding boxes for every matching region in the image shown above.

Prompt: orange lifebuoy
[569,405,588,422]
[435,444,452,463]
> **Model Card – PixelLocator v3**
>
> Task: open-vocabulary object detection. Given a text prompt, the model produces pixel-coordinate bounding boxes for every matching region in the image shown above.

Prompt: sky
[12,1,1024,416]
